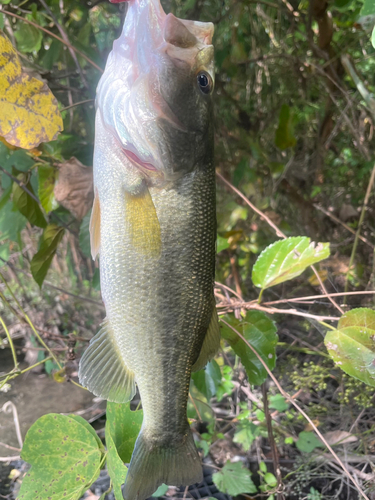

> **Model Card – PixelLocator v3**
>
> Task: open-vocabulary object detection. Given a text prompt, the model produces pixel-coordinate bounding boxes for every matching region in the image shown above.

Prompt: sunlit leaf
[19,414,102,500]
[220,311,278,385]
[213,461,257,496]
[0,30,63,149]
[105,427,128,500]
[38,165,57,213]
[233,421,259,451]
[252,237,330,290]
[324,308,375,387]
[30,223,65,286]
[296,431,324,453]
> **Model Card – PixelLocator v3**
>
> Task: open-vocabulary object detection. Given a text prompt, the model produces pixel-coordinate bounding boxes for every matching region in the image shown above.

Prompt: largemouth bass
[78,0,219,498]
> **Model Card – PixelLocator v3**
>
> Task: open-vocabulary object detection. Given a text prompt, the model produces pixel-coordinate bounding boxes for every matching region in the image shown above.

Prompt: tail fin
[122,427,202,500]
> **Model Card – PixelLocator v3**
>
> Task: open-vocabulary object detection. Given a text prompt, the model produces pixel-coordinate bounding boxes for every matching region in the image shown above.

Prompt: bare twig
[1,402,23,448]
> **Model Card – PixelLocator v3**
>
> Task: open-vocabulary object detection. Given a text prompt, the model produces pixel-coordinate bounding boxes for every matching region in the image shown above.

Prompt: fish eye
[197,71,212,95]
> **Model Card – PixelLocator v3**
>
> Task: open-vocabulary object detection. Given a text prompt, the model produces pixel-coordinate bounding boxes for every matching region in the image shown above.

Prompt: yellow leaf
[0,30,63,150]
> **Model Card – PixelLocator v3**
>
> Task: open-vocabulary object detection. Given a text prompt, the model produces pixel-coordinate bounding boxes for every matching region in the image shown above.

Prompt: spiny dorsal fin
[192,306,221,372]
[78,318,136,403]
[90,192,101,260]
[125,184,161,258]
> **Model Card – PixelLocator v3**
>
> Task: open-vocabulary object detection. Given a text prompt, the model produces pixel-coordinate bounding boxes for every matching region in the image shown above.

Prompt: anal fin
[192,306,221,372]
[78,319,136,403]
[90,192,101,260]
[125,183,161,258]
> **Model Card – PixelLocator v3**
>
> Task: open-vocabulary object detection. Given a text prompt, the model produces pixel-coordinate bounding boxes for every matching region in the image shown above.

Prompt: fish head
[96,0,214,185]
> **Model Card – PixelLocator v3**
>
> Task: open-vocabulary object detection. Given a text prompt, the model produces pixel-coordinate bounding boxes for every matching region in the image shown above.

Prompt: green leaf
[105,402,143,463]
[15,23,43,53]
[30,223,65,286]
[19,413,102,500]
[79,210,91,258]
[212,461,257,496]
[233,421,258,451]
[0,200,27,241]
[264,472,277,486]
[152,484,168,497]
[275,104,296,150]
[372,25,375,48]
[325,310,375,386]
[70,414,105,453]
[220,311,278,385]
[92,267,100,290]
[38,165,57,213]
[296,431,324,453]
[252,237,330,290]
[269,394,289,412]
[12,170,47,229]
[192,360,221,400]
[105,426,128,500]
[360,0,375,17]
[217,235,230,253]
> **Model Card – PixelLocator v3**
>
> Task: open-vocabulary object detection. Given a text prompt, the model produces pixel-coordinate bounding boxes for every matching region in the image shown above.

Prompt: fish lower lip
[123,149,157,172]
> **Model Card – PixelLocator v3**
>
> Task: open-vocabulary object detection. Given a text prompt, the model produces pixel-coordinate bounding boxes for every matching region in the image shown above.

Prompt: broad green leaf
[18,413,102,500]
[38,165,57,213]
[212,461,257,496]
[275,104,296,150]
[106,402,143,463]
[217,235,230,253]
[264,473,277,486]
[338,308,375,330]
[252,237,330,290]
[12,169,47,228]
[360,0,375,17]
[220,311,278,385]
[372,25,375,48]
[296,431,324,453]
[79,210,91,258]
[70,414,105,453]
[0,200,27,241]
[325,321,375,387]
[14,23,42,53]
[192,360,221,400]
[30,223,65,286]
[233,421,258,451]
[187,383,215,423]
[0,30,63,149]
[105,426,128,500]
[152,484,168,497]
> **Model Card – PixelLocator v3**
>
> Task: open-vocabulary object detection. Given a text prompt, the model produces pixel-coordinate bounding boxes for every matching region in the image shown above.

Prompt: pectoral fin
[90,192,101,260]
[125,184,161,258]
[78,319,136,403]
[192,306,221,372]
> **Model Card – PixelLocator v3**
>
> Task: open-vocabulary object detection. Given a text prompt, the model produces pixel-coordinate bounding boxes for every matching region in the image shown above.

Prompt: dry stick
[261,383,283,499]
[344,162,375,301]
[263,290,375,305]
[1,10,103,73]
[2,401,23,449]
[216,172,344,315]
[60,99,95,111]
[0,315,18,369]
[314,204,374,249]
[219,318,370,500]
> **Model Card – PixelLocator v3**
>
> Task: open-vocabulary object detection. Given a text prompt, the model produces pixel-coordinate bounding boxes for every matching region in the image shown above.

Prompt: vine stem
[0,315,18,369]
[219,318,370,500]
[344,162,375,302]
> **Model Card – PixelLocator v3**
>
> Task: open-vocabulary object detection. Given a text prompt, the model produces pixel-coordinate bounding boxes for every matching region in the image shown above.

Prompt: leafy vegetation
[1,0,375,499]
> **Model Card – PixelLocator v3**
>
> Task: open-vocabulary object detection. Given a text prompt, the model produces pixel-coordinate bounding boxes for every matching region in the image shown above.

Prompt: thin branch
[60,99,95,111]
[219,319,370,500]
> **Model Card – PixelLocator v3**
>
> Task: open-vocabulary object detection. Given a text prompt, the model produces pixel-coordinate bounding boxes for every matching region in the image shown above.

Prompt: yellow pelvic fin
[125,184,161,258]
[90,192,101,260]
[78,318,136,403]
[192,306,221,372]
